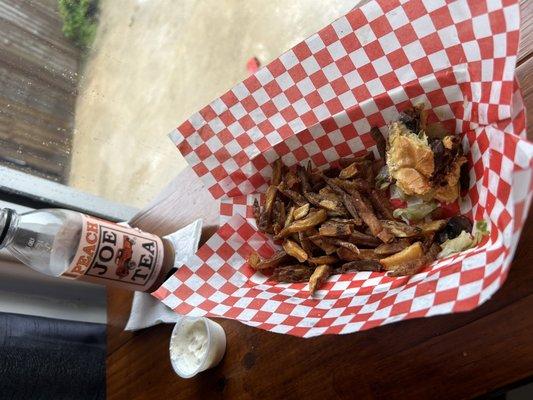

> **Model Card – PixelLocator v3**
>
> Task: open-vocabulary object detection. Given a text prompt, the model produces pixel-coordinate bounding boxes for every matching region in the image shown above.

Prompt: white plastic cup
[169,317,226,378]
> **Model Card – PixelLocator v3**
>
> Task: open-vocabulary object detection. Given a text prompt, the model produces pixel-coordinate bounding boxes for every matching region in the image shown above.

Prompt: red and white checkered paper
[155,0,532,337]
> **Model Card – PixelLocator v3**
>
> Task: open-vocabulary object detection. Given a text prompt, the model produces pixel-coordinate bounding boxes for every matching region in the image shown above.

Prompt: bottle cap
[0,208,14,248]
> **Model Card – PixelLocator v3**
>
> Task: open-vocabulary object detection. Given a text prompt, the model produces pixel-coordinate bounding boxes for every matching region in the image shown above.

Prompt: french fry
[426,243,441,261]
[416,219,447,234]
[358,249,381,260]
[298,231,315,255]
[374,239,411,256]
[274,209,328,239]
[338,153,374,168]
[337,246,382,262]
[333,177,372,193]
[321,174,346,196]
[284,206,295,228]
[308,255,339,265]
[347,189,394,243]
[303,191,322,207]
[387,242,441,277]
[311,181,326,193]
[379,242,424,271]
[349,230,382,247]
[318,187,339,199]
[293,203,310,220]
[278,200,285,222]
[272,199,285,235]
[330,218,360,225]
[319,221,354,237]
[339,162,358,179]
[283,239,309,263]
[319,198,344,211]
[322,166,341,178]
[337,260,382,273]
[271,264,313,283]
[284,169,300,189]
[264,184,277,213]
[297,165,312,192]
[370,127,387,159]
[247,251,261,269]
[258,184,279,232]
[341,193,363,224]
[253,198,261,227]
[360,160,375,185]
[335,246,359,261]
[372,159,386,177]
[380,220,422,237]
[253,250,293,270]
[258,212,270,233]
[272,158,283,186]
[309,264,331,294]
[328,238,360,255]
[309,235,338,255]
[370,189,395,220]
[326,208,351,219]
[278,187,308,206]
[386,258,427,277]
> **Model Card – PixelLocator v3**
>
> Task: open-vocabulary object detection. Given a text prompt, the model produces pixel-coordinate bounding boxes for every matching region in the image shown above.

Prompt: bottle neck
[0,208,20,250]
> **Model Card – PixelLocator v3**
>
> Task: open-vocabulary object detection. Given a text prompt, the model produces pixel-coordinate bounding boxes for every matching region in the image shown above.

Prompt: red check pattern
[156,0,532,337]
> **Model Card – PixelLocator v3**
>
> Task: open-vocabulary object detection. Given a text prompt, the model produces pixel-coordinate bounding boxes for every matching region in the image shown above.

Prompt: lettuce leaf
[438,230,474,258]
[392,201,438,223]
[473,219,490,245]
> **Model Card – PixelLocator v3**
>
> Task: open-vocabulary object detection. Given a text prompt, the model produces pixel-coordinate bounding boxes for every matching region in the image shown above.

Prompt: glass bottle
[0,208,174,292]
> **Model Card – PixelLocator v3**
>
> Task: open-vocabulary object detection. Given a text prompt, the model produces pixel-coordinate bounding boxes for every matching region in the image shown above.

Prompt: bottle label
[64,215,164,291]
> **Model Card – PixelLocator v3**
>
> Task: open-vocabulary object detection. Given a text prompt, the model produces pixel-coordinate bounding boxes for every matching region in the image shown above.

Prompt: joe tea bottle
[0,208,174,292]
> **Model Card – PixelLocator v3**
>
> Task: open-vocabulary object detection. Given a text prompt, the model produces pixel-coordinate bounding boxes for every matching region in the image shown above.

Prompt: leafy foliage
[58,0,98,50]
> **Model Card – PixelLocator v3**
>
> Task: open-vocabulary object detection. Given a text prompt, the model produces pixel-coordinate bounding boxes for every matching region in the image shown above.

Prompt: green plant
[58,0,98,50]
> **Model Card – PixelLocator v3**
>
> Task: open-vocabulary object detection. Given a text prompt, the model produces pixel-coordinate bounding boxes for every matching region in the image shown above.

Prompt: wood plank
[0,121,70,158]
[0,124,69,163]
[0,62,76,122]
[0,19,78,93]
[27,0,65,22]
[106,289,135,356]
[0,94,72,134]
[516,56,533,141]
[0,15,78,74]
[0,138,66,176]
[368,296,533,400]
[0,1,79,58]
[0,0,78,181]
[0,98,72,149]
[0,125,70,165]
[518,0,532,65]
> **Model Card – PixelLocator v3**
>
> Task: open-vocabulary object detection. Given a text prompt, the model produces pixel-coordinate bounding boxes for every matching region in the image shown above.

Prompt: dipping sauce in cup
[169,317,226,378]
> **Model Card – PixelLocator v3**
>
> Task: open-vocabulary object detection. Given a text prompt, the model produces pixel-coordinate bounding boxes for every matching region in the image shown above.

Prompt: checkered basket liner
[155,0,533,337]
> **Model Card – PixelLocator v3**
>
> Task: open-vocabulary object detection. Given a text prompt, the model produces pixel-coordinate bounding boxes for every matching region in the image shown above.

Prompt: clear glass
[0,1,354,208]
[1,209,83,277]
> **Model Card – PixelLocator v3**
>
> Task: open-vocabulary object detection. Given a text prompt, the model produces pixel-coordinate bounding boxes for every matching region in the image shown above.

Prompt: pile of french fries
[248,141,444,294]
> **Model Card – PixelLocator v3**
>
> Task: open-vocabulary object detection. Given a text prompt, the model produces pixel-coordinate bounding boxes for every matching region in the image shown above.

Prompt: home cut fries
[247,106,485,295]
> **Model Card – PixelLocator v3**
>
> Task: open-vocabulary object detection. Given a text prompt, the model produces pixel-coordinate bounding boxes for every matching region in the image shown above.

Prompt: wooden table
[107,2,533,399]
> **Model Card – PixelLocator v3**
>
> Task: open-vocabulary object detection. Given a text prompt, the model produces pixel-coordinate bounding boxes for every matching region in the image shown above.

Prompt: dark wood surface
[107,2,533,399]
